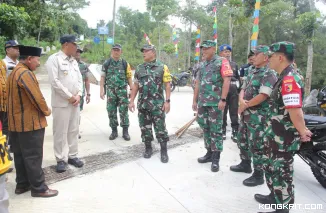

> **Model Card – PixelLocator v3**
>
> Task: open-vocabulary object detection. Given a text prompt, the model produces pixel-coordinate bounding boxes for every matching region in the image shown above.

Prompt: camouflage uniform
[78,60,89,111]
[233,47,278,187]
[133,44,171,163]
[196,40,233,172]
[102,58,132,129]
[258,42,304,211]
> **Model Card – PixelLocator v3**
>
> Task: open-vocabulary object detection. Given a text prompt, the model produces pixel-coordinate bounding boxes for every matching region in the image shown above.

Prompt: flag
[250,0,261,49]
[144,33,151,45]
[194,27,201,61]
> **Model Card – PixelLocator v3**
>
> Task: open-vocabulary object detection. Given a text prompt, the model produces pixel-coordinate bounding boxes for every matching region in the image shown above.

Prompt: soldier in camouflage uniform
[100,44,132,141]
[192,40,233,172]
[254,42,312,213]
[129,44,171,163]
[229,45,278,187]
[75,47,90,139]
[219,44,240,142]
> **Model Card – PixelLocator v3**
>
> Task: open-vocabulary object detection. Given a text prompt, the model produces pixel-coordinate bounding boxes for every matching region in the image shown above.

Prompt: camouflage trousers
[197,106,223,152]
[237,114,265,171]
[138,108,169,143]
[263,150,295,207]
[107,87,129,128]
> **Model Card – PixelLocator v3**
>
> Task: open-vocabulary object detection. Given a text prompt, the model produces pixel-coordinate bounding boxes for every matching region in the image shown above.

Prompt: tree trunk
[112,0,117,42]
[247,29,251,56]
[305,40,313,95]
[305,0,316,95]
[228,14,233,60]
[187,22,192,69]
[37,17,43,46]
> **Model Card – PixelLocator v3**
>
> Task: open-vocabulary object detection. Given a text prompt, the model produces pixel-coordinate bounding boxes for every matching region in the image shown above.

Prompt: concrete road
[5,71,326,213]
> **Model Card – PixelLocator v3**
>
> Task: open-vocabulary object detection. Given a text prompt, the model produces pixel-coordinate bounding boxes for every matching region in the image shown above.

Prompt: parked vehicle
[299,114,326,188]
[303,86,326,116]
[170,70,192,92]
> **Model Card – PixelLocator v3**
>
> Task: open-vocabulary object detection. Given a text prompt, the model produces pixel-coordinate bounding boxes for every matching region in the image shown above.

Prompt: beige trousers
[53,104,80,162]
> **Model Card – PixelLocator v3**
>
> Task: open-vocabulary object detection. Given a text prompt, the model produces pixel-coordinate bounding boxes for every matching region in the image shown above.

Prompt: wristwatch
[221,98,226,102]
[166,99,170,103]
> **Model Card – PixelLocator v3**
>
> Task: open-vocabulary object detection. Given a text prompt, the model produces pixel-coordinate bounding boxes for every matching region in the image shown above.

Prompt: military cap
[219,44,232,52]
[200,40,216,48]
[269,41,295,55]
[5,40,20,49]
[59,35,77,44]
[19,45,42,57]
[252,45,270,55]
[112,44,122,50]
[141,44,156,52]
[77,45,83,53]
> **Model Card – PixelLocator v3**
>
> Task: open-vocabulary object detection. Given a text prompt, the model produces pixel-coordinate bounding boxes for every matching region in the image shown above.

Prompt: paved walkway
[5,70,326,213]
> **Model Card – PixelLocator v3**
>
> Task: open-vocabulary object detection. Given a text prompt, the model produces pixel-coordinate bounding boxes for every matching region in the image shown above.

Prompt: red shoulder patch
[281,76,302,109]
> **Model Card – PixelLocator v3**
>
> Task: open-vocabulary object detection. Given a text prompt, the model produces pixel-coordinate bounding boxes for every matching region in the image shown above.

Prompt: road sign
[107,37,114,44]
[98,27,109,35]
[93,36,101,44]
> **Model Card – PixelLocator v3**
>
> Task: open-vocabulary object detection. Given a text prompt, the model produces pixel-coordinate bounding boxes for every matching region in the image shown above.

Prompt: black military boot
[211,151,220,172]
[197,148,212,163]
[243,169,264,186]
[160,141,169,163]
[231,128,238,143]
[254,193,275,205]
[122,127,130,141]
[109,127,118,140]
[230,159,252,173]
[143,142,153,159]
[222,128,226,140]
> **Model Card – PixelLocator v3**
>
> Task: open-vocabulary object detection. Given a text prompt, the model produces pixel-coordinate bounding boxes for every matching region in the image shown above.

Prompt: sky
[78,0,211,29]
[79,0,326,29]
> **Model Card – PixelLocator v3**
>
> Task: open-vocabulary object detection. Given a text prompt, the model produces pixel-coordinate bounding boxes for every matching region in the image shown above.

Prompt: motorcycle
[303,86,326,116]
[170,70,192,92]
[298,114,326,188]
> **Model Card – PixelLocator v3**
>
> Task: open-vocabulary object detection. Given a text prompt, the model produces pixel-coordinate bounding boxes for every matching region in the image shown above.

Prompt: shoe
[15,186,31,195]
[254,193,275,205]
[160,142,169,163]
[109,127,118,140]
[122,127,130,141]
[243,169,264,186]
[231,128,238,143]
[143,142,153,159]
[230,159,252,173]
[211,151,220,172]
[68,158,84,168]
[197,148,212,163]
[56,161,66,173]
[31,189,59,198]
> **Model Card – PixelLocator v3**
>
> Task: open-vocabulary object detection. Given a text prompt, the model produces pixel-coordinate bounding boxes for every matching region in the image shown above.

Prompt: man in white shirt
[46,35,84,173]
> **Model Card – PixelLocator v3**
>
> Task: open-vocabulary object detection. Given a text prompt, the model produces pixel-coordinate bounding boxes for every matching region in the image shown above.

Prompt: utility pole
[112,0,117,43]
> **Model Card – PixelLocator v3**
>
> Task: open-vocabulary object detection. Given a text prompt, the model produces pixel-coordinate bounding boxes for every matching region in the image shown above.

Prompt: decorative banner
[194,27,201,61]
[250,0,261,49]
[213,6,218,44]
[144,33,152,45]
[172,25,179,58]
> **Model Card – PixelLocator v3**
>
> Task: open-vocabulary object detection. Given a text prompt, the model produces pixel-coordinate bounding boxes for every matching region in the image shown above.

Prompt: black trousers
[10,128,48,193]
[0,111,8,141]
[222,84,239,130]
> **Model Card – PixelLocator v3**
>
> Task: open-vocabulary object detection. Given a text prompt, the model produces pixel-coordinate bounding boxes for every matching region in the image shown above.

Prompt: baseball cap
[112,44,122,50]
[219,44,232,52]
[5,40,20,49]
[252,45,270,55]
[200,40,217,48]
[60,35,77,44]
[141,44,156,52]
[268,41,295,56]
